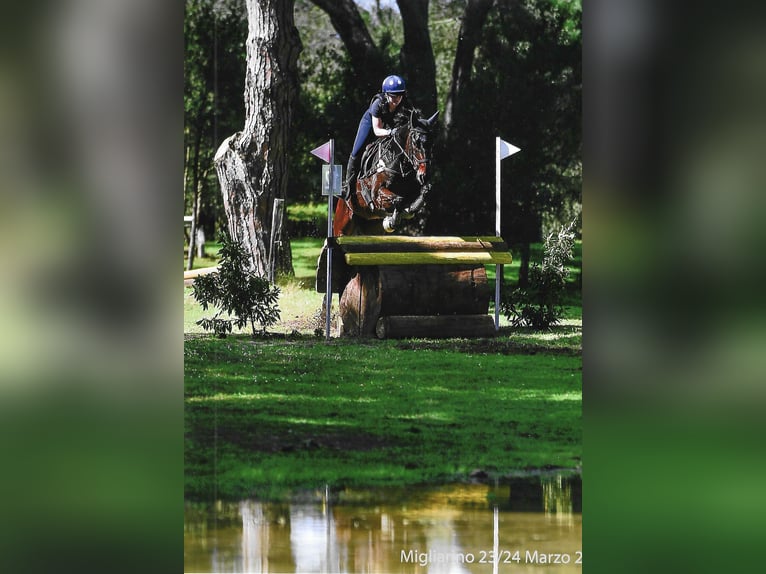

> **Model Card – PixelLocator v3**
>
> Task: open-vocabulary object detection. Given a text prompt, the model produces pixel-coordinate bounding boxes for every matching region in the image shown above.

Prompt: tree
[185,0,247,267]
[214,0,301,275]
[305,0,388,96]
[193,234,281,337]
[395,0,438,113]
[308,0,438,114]
[442,0,494,135]
[426,0,581,287]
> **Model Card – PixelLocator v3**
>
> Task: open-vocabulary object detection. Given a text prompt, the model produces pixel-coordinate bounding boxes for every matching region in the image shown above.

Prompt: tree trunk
[308,0,386,95]
[518,241,530,288]
[443,0,495,137]
[396,0,437,114]
[214,0,301,276]
[186,129,204,271]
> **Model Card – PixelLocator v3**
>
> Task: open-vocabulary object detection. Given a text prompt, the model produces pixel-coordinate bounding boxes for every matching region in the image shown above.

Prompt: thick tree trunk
[396,0,437,114]
[443,0,495,137]
[215,0,300,276]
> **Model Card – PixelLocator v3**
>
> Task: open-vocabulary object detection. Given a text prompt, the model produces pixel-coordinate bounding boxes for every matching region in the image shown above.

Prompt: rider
[344,75,412,199]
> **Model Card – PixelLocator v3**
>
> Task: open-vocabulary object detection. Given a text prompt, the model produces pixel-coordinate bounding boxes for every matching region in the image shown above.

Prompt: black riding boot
[343,155,357,200]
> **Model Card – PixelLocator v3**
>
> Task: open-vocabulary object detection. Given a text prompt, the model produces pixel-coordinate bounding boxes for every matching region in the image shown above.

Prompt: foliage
[184,0,247,236]
[501,217,578,329]
[192,234,281,337]
[184,0,582,246]
[428,0,581,240]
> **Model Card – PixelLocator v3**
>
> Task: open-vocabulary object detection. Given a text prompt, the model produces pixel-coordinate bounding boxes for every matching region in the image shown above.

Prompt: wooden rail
[331,235,512,266]
[317,235,512,294]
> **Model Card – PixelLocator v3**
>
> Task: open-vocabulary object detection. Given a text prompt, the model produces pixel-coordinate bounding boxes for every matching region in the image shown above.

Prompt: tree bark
[443,0,495,137]
[215,0,301,276]
[396,0,437,114]
[307,0,386,95]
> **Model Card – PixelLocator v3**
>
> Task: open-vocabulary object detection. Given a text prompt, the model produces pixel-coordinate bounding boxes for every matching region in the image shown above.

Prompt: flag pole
[495,137,502,331]
[325,139,335,341]
[494,137,520,332]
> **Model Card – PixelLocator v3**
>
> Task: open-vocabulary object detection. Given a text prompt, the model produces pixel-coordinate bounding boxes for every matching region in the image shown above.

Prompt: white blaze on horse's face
[417,161,427,184]
[411,130,430,185]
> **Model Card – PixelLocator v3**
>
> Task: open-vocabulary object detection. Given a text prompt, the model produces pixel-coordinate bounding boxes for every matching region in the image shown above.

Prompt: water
[185,476,582,573]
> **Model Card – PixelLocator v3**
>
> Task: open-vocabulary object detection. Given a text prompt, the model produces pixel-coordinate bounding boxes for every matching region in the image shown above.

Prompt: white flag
[498,138,521,159]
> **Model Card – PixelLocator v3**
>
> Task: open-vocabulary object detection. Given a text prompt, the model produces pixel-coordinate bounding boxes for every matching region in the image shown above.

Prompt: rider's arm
[372,115,393,137]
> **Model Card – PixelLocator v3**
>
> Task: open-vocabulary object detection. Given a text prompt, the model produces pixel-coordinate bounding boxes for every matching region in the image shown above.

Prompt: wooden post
[268,198,284,282]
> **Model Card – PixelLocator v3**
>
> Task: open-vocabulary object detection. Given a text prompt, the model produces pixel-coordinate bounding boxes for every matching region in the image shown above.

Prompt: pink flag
[310,140,333,163]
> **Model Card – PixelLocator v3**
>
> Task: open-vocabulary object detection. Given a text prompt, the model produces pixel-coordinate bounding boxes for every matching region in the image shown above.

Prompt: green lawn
[184,335,581,501]
[184,233,581,501]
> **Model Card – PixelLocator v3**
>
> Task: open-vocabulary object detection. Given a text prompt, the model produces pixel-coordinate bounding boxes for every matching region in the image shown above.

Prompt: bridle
[390,126,431,181]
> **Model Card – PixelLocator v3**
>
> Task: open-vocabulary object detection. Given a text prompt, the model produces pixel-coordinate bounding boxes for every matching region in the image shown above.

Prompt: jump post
[316,235,512,338]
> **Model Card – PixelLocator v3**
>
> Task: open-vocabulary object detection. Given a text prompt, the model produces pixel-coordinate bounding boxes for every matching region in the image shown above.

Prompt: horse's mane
[391,105,422,128]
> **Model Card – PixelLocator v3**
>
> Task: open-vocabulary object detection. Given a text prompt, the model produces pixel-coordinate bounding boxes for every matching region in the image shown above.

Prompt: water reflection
[185,476,582,573]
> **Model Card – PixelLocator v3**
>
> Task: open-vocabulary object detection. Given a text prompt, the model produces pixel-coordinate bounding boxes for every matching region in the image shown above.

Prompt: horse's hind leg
[333,198,355,236]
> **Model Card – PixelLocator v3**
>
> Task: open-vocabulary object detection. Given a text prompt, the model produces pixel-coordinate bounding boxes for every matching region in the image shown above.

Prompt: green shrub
[501,218,578,330]
[192,234,281,337]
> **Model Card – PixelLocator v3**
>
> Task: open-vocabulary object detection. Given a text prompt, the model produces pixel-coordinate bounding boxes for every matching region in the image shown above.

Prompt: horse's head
[406,110,439,185]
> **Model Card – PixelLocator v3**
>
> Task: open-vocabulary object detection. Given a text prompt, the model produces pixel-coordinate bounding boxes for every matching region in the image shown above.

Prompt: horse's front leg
[382,210,401,233]
[382,196,404,233]
[402,183,431,220]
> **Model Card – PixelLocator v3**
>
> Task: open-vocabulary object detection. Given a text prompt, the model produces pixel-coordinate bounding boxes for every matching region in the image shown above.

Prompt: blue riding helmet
[382,75,406,94]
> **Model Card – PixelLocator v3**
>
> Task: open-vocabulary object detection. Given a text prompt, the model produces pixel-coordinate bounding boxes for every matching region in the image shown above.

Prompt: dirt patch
[213,426,396,454]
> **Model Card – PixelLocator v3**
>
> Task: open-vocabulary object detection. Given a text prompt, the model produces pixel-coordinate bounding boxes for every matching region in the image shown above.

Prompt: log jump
[316,236,512,339]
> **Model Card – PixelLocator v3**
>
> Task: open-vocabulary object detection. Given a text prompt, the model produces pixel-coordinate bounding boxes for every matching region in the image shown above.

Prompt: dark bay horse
[333,109,438,236]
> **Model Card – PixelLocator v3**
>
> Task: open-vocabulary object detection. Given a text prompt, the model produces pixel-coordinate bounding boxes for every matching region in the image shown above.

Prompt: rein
[387,128,429,178]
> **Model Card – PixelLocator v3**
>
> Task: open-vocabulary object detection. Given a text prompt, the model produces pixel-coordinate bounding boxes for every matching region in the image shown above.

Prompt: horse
[333,109,439,236]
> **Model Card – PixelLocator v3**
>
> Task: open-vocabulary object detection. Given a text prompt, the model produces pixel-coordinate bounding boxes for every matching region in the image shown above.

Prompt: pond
[185,475,581,573]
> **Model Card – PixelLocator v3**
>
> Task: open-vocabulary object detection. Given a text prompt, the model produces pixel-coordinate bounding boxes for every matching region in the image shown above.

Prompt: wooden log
[378,265,490,315]
[376,315,496,339]
[338,268,382,337]
[339,265,491,337]
[336,235,509,253]
[344,250,512,265]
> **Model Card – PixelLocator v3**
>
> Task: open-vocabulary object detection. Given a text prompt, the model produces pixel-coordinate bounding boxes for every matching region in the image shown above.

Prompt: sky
[356,0,399,11]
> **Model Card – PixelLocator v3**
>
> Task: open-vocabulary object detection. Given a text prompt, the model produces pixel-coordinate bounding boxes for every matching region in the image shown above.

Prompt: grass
[184,335,581,501]
[184,232,581,501]
[183,241,222,271]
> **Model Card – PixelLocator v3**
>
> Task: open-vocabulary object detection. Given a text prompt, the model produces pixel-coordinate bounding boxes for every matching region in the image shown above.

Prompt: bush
[501,218,578,330]
[192,234,281,337]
